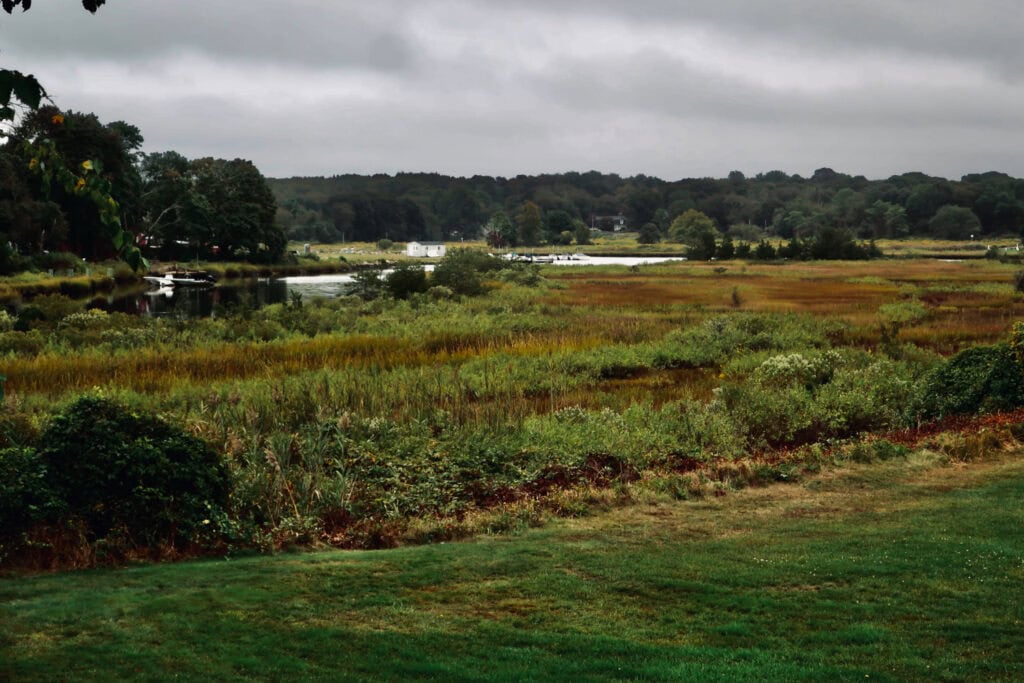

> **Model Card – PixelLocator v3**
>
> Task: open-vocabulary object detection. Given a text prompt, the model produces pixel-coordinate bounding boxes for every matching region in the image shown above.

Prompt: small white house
[406,241,447,258]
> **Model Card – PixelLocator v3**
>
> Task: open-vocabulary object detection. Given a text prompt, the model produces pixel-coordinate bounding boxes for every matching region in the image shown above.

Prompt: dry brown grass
[547,258,1023,350]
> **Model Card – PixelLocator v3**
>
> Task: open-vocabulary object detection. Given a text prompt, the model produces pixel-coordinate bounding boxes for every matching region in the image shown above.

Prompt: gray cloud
[1,1,415,71]
[513,0,1024,80]
[2,1,1022,179]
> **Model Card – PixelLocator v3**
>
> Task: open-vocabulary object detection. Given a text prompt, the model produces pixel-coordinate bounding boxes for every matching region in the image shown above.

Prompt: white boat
[144,270,216,288]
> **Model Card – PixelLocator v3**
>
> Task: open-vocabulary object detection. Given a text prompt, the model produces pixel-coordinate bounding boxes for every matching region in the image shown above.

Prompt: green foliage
[846,439,909,463]
[636,222,660,244]
[21,116,147,270]
[430,249,506,296]
[929,205,982,240]
[863,200,908,238]
[716,234,735,259]
[670,209,718,259]
[270,168,1024,247]
[1013,271,1024,294]
[38,395,231,546]
[483,211,516,248]
[573,221,591,245]
[139,151,284,264]
[652,313,837,369]
[753,239,777,260]
[920,343,1024,417]
[544,209,574,242]
[0,70,45,119]
[348,268,385,300]
[515,200,543,246]
[385,262,428,300]
[721,351,919,448]
[0,447,61,554]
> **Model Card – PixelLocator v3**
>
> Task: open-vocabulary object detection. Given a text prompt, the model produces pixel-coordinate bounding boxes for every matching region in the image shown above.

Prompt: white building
[592,214,628,232]
[406,241,447,258]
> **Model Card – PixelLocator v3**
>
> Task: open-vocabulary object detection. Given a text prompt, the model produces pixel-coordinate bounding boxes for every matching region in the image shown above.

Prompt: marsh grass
[2,257,1023,565]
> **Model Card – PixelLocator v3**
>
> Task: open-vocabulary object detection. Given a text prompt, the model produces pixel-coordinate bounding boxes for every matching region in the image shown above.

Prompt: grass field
[2,448,1022,681]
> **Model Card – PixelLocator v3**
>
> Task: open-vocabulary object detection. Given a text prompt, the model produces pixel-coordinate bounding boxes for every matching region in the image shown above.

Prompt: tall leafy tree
[929,205,982,240]
[515,200,543,247]
[140,150,212,254]
[863,200,908,238]
[483,211,516,248]
[670,209,718,259]
[544,209,574,243]
[0,151,66,263]
[11,106,144,263]
[141,154,284,262]
[191,157,284,261]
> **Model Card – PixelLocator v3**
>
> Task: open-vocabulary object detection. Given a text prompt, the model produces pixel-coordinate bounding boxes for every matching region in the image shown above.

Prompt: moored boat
[143,270,216,288]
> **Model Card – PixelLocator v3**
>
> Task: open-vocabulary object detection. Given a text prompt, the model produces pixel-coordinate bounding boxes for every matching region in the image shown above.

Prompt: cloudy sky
[3,1,1022,180]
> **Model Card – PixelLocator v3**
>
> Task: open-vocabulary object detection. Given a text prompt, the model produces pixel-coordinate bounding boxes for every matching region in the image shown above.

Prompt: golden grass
[4,256,1021,412]
[546,258,1023,349]
[3,329,615,397]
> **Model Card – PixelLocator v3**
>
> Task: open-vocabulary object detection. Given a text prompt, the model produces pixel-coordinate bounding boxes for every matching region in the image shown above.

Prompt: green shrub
[498,264,544,287]
[385,262,429,299]
[34,251,84,274]
[428,285,454,301]
[846,439,910,463]
[25,294,83,323]
[349,269,385,301]
[653,313,836,369]
[13,306,46,331]
[431,249,507,296]
[38,396,231,547]
[920,343,1024,417]
[0,447,62,555]
[0,329,45,355]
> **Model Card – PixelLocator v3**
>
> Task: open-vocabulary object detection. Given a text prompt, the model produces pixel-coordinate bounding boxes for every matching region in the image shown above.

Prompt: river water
[101,255,685,318]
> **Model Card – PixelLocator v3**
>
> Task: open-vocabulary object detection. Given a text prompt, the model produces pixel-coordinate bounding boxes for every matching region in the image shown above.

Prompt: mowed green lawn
[2,451,1023,682]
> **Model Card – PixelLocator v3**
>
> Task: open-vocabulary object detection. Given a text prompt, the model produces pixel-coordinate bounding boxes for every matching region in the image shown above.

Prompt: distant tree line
[270,167,1024,255]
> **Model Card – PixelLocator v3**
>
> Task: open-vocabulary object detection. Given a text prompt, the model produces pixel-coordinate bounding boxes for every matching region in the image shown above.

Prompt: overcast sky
[3,1,1022,180]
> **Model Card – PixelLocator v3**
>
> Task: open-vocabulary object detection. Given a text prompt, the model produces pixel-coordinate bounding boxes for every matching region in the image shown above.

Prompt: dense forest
[270,168,1024,250]
[0,104,285,272]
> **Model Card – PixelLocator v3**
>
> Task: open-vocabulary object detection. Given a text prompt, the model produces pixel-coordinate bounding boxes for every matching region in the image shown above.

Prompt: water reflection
[100,279,290,318]
[97,256,685,319]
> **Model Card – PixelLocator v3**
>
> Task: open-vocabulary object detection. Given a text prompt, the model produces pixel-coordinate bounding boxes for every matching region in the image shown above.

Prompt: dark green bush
[348,269,385,300]
[0,329,45,355]
[385,262,429,299]
[13,306,46,331]
[920,343,1024,418]
[39,396,231,547]
[33,251,84,274]
[0,243,30,276]
[0,447,62,552]
[431,249,507,296]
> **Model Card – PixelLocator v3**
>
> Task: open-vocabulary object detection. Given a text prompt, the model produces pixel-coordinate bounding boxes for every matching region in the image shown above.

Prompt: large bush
[385,262,429,299]
[919,343,1024,418]
[0,447,62,555]
[430,249,507,296]
[38,396,231,546]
